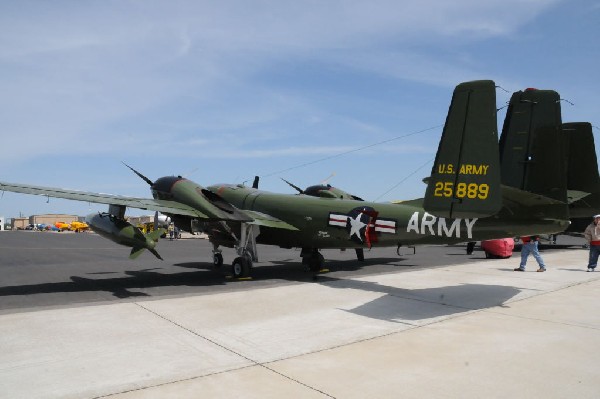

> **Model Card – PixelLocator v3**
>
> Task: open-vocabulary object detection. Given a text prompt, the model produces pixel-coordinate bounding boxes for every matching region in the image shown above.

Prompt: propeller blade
[122,162,154,186]
[281,178,304,194]
[321,172,336,185]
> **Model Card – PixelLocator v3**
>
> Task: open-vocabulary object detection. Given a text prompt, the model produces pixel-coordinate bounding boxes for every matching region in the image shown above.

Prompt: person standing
[514,236,546,272]
[168,222,175,241]
[583,215,600,272]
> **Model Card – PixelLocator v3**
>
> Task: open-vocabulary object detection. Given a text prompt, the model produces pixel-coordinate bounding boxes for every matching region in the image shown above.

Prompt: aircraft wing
[0,181,209,218]
[243,210,299,231]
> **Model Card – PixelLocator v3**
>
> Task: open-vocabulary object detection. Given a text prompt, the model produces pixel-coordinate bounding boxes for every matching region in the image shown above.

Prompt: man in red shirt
[583,215,600,272]
[514,236,546,272]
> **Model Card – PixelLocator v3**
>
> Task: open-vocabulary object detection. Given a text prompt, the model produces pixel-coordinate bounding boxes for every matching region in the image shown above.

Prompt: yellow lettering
[458,164,489,175]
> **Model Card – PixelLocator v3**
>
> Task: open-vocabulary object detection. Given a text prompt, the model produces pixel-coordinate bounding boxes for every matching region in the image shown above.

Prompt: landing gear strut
[212,222,260,279]
[301,248,325,272]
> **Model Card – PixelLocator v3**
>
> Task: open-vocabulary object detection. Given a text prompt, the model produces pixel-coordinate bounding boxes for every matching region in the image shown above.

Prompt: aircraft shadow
[0,268,228,301]
[316,276,521,322]
[0,257,414,304]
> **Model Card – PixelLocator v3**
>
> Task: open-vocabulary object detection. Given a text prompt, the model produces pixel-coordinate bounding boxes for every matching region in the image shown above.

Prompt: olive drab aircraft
[0,80,590,278]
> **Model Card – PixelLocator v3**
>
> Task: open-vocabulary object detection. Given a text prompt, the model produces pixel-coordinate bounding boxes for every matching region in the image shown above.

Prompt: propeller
[281,178,304,194]
[122,162,154,186]
[321,172,336,185]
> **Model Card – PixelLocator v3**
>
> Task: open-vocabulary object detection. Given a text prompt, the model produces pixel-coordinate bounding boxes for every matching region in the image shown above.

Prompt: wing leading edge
[0,181,299,230]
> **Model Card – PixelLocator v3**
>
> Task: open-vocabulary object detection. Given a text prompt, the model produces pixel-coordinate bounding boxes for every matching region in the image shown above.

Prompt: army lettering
[406,211,477,239]
[437,164,490,175]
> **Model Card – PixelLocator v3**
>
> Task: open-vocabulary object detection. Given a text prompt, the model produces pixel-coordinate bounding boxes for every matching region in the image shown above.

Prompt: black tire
[213,253,223,267]
[355,248,365,262]
[232,257,251,278]
[308,252,325,272]
[485,251,491,259]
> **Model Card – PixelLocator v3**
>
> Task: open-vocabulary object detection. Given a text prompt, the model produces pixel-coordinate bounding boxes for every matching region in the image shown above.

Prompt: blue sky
[1,0,599,218]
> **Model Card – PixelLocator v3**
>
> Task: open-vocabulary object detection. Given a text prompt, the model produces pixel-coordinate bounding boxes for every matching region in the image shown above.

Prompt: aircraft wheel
[213,253,224,267]
[308,253,325,272]
[355,248,365,262]
[232,257,250,278]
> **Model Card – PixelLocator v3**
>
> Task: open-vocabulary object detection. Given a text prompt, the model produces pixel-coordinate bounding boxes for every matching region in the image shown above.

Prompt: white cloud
[0,0,564,166]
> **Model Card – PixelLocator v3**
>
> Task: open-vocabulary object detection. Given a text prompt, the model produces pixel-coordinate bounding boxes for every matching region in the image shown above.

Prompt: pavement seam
[92,302,336,399]
[481,276,600,330]
[262,274,600,365]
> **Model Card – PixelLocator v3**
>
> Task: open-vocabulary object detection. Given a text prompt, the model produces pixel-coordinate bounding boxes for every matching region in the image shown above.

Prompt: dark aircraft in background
[0,80,592,278]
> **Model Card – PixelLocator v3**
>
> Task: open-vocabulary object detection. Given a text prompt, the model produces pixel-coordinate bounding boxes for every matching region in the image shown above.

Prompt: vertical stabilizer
[423,80,502,219]
[498,89,566,202]
[564,122,600,217]
[564,122,600,194]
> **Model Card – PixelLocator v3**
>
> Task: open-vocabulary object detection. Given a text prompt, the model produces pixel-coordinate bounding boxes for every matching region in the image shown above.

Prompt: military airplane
[69,220,90,233]
[0,80,584,278]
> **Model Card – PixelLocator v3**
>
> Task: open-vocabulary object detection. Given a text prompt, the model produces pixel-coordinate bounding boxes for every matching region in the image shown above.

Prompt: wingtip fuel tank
[85,213,163,260]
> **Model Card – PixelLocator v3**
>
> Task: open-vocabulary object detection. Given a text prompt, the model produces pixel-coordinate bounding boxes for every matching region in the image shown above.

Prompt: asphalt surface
[0,231,587,314]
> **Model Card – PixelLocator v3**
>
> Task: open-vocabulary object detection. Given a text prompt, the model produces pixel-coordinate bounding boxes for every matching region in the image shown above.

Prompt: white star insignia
[348,212,366,241]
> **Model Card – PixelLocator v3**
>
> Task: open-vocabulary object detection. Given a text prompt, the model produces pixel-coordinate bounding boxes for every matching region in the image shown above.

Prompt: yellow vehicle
[69,221,89,233]
[54,221,71,231]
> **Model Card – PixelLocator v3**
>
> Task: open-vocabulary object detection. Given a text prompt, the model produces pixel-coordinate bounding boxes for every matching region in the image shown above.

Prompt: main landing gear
[301,248,326,272]
[212,222,259,279]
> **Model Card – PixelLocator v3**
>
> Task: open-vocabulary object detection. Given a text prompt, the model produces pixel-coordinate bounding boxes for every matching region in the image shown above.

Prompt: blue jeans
[588,245,600,269]
[520,241,545,269]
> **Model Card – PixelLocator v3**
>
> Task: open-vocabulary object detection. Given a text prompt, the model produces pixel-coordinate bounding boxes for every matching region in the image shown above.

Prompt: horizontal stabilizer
[501,185,568,207]
[423,80,502,219]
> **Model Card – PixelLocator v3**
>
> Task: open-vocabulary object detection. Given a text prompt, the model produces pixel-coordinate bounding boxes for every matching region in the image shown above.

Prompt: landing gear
[212,243,224,269]
[355,248,365,262]
[466,241,476,255]
[232,256,251,278]
[211,222,260,279]
[213,252,223,267]
[301,248,325,272]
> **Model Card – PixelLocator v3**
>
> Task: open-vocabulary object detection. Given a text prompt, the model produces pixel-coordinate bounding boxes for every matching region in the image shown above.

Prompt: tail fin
[498,88,566,202]
[423,80,502,219]
[128,229,166,260]
[564,122,600,195]
[564,122,600,217]
[146,228,166,242]
[129,247,145,260]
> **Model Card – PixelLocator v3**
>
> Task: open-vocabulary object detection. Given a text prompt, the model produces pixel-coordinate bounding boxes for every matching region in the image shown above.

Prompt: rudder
[498,88,567,202]
[423,80,502,219]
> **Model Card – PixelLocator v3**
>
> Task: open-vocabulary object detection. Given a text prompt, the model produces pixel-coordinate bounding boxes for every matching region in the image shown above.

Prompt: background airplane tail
[499,89,566,201]
[563,122,600,217]
[497,88,570,221]
[423,80,502,219]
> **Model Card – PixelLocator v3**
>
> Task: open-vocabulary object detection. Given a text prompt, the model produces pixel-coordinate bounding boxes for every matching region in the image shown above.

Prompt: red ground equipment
[481,238,514,259]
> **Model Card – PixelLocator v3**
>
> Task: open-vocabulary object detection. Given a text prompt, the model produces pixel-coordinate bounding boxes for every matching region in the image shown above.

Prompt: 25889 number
[433,182,489,199]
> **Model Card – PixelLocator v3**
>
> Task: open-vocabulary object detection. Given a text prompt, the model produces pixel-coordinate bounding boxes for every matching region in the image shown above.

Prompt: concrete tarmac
[0,232,598,398]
